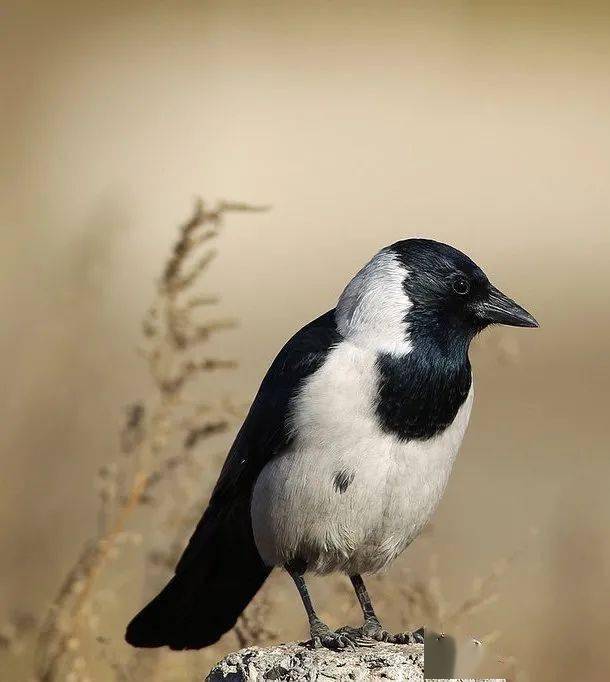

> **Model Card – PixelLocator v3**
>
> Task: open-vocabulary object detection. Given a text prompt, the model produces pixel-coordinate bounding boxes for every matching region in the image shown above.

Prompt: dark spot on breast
[333,469,355,494]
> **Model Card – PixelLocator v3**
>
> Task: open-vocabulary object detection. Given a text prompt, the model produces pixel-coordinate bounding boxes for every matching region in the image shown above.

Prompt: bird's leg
[338,574,424,645]
[346,574,384,638]
[285,560,356,650]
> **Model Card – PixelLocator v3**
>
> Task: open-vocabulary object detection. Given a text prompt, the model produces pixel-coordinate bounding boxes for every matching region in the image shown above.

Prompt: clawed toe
[354,619,425,645]
[309,626,423,649]
[385,627,425,645]
[308,617,424,651]
[336,626,377,648]
[311,631,357,650]
[308,620,360,651]
[337,621,387,647]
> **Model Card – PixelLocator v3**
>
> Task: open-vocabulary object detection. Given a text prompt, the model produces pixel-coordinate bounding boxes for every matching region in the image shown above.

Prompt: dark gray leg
[339,574,424,645]
[285,560,356,650]
[350,574,385,638]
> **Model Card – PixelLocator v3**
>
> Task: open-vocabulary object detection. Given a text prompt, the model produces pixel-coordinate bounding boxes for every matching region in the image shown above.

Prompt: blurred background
[1,1,609,680]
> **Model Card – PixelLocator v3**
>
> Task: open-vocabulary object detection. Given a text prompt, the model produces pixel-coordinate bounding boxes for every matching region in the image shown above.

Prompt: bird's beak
[478,285,539,328]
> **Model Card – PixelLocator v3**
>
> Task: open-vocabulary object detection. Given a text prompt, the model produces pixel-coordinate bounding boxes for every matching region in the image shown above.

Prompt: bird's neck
[374,340,472,442]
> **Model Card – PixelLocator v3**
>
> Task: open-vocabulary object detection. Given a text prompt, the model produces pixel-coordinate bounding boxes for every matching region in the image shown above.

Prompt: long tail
[125,503,271,650]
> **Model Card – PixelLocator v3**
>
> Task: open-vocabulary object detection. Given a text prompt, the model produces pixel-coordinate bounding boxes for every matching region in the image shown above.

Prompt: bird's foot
[308,618,358,651]
[384,627,425,645]
[337,619,424,646]
[333,625,378,647]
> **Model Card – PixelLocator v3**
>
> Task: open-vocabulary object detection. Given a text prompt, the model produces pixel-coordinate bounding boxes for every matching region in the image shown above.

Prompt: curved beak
[478,285,539,328]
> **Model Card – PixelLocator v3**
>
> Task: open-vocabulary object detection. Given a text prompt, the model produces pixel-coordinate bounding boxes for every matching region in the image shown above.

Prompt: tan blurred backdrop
[1,1,610,680]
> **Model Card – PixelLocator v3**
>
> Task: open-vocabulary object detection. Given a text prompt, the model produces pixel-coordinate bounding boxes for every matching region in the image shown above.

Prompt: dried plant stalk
[30,199,266,682]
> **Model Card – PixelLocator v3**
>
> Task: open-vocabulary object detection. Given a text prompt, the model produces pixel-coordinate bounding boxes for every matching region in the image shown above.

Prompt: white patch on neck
[335,248,412,355]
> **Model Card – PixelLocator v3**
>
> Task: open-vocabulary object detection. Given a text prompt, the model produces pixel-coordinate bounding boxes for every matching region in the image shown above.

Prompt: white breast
[251,341,474,574]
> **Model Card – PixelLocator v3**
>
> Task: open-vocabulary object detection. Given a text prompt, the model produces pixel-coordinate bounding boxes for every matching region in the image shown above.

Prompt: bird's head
[336,238,538,356]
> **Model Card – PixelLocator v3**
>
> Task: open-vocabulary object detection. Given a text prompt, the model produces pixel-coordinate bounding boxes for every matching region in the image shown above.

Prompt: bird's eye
[452,276,470,295]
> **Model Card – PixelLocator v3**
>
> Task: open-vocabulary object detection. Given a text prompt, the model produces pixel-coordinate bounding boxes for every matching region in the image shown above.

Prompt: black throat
[375,336,472,442]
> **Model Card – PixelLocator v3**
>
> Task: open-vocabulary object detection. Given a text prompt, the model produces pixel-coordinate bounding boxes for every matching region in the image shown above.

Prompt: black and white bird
[126,238,538,651]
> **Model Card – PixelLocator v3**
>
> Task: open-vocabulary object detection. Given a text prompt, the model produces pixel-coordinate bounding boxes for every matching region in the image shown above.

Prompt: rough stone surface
[206,641,424,681]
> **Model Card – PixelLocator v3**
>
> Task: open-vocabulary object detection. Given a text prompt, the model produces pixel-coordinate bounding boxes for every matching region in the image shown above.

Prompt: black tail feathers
[125,507,271,650]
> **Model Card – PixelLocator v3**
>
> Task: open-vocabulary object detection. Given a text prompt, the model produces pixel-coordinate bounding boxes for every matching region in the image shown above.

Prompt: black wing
[176,308,341,571]
[126,310,342,649]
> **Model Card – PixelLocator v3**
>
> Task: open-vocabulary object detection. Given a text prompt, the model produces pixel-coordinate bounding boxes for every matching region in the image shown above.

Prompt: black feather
[333,469,355,494]
[126,311,341,649]
[375,347,471,441]
[125,499,270,649]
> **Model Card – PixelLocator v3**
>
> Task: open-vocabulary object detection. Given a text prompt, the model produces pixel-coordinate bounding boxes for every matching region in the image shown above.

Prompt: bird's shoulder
[257,309,342,393]
[210,309,342,506]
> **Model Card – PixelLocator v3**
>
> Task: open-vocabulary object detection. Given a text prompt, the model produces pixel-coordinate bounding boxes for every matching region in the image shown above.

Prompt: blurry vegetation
[0,200,270,681]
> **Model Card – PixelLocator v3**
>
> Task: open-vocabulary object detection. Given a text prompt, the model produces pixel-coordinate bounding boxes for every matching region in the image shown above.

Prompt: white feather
[251,341,474,575]
[335,248,413,356]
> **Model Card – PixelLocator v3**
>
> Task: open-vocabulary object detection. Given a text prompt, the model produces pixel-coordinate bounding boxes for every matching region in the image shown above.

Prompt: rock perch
[206,640,424,681]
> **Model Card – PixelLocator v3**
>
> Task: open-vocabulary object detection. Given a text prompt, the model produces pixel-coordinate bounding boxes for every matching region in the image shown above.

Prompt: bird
[125,238,538,651]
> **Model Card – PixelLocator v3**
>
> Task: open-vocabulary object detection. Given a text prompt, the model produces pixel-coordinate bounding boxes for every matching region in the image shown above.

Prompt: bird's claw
[310,631,357,651]
[385,626,425,645]
[335,626,377,647]
[308,618,424,651]
[308,619,359,651]
[337,621,424,646]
